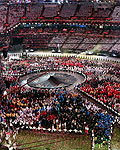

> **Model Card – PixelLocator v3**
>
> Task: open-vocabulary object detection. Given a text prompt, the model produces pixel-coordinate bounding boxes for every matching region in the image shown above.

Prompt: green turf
[15,130,91,150]
[111,127,120,150]
[94,143,108,150]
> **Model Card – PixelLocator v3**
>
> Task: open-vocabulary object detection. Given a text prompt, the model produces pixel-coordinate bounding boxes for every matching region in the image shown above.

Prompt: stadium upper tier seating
[43,4,57,18]
[0,5,7,32]
[111,6,120,21]
[8,5,25,28]
[26,4,43,20]
[0,3,120,31]
[75,3,93,17]
[0,3,120,54]
[60,3,77,18]
[92,8,112,18]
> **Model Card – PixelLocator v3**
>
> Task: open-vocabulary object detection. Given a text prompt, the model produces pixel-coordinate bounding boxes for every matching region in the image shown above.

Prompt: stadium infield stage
[19,71,85,90]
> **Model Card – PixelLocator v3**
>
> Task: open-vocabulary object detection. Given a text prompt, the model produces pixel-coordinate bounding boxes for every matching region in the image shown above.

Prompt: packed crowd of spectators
[0,55,119,147]
[76,3,92,17]
[0,5,7,32]
[48,36,67,48]
[0,57,5,94]
[0,3,119,32]
[110,43,120,53]
[60,3,77,18]
[23,34,53,49]
[26,4,43,20]
[111,6,120,21]
[62,36,83,50]
[43,5,58,18]
[1,56,120,110]
[0,87,114,146]
[8,5,24,28]
[92,8,111,18]
[78,60,120,112]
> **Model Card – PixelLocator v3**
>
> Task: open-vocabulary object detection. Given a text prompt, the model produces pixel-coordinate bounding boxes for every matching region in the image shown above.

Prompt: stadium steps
[6,4,10,24]
[59,4,65,16]
[24,5,27,17]
[109,5,116,19]
[73,4,79,17]
[75,32,86,50]
[74,4,81,17]
[109,38,120,53]
[40,5,45,17]
[61,34,71,49]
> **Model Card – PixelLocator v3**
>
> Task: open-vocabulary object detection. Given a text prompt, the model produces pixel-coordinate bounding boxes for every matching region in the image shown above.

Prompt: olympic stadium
[0,0,120,150]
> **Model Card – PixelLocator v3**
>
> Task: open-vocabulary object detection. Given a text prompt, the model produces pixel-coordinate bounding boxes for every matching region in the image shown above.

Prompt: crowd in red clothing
[0,55,119,148]
[1,55,120,113]
[80,81,120,110]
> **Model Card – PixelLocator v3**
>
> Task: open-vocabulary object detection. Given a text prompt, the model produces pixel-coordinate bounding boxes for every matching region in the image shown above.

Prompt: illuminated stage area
[20,71,85,89]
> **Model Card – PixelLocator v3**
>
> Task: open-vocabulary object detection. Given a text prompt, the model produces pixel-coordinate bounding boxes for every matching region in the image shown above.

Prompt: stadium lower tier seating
[23,34,53,48]
[10,33,120,54]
